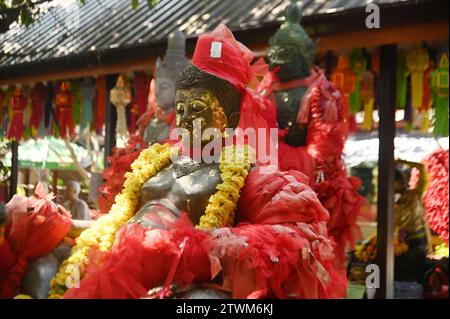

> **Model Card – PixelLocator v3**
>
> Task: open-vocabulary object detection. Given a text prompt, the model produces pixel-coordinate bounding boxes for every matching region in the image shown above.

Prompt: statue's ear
[228,112,240,129]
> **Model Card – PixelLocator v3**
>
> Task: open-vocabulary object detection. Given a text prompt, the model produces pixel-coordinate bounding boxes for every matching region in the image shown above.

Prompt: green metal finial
[285,0,301,24]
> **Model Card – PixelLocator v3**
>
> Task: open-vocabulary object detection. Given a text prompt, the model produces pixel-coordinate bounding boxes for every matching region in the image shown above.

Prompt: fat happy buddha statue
[49,24,346,299]
[258,0,365,269]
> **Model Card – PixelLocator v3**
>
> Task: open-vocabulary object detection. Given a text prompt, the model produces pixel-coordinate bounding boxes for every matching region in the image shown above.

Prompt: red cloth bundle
[98,135,147,214]
[65,167,346,299]
[0,183,72,298]
[422,149,449,244]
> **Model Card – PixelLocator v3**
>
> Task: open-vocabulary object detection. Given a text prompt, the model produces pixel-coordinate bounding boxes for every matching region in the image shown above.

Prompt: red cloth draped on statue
[64,24,344,299]
[64,167,346,299]
[258,68,365,269]
[0,184,72,298]
[98,135,148,214]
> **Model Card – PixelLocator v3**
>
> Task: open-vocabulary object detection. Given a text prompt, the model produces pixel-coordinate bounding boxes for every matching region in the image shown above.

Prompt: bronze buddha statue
[130,64,242,228]
[267,0,316,147]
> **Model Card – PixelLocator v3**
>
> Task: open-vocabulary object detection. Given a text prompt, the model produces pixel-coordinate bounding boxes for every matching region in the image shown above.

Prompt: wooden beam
[8,140,19,201]
[375,44,397,299]
[0,21,447,85]
[104,74,117,168]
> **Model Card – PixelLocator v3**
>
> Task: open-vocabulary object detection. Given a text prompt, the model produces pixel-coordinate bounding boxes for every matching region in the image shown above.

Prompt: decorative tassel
[432,53,449,137]
[7,87,27,141]
[349,49,367,114]
[404,75,413,131]
[94,76,107,134]
[371,48,380,111]
[360,70,375,131]
[331,55,356,121]
[30,82,45,138]
[396,49,409,109]
[420,59,435,132]
[44,82,53,130]
[71,80,82,126]
[54,81,75,138]
[406,44,430,109]
[81,78,96,131]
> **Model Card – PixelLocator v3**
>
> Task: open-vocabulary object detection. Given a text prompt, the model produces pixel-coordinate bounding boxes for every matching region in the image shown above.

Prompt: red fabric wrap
[98,135,147,214]
[0,184,72,298]
[259,68,364,269]
[65,167,346,299]
[422,149,449,244]
[191,24,276,165]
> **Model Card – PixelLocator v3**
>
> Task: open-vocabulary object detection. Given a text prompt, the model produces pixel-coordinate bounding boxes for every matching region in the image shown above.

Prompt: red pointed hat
[177,23,277,167]
[191,23,255,91]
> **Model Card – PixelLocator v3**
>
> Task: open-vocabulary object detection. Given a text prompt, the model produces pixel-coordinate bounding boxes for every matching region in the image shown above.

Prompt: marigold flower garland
[198,145,253,229]
[49,143,172,298]
[49,143,252,298]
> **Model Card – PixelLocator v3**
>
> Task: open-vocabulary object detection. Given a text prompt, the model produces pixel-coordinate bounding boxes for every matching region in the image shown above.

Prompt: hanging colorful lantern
[29,82,45,138]
[54,81,75,138]
[94,76,107,134]
[129,71,149,133]
[7,87,27,141]
[431,53,449,137]
[80,78,96,131]
[360,70,375,131]
[406,44,430,109]
[420,59,435,132]
[396,49,409,109]
[331,55,356,120]
[71,80,82,126]
[110,75,131,148]
[349,48,367,114]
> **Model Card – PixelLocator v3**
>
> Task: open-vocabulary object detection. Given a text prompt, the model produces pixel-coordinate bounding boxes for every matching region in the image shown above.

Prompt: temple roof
[0,0,446,77]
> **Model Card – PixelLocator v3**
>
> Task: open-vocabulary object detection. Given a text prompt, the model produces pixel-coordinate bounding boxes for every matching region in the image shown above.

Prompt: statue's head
[268,0,316,81]
[155,30,189,111]
[175,64,241,141]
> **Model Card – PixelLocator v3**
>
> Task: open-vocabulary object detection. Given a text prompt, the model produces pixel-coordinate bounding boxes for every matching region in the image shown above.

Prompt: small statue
[260,0,365,269]
[63,181,90,221]
[141,29,189,144]
[110,75,132,147]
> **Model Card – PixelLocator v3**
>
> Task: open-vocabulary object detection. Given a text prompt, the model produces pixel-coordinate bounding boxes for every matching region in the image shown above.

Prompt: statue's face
[175,88,228,143]
[268,45,310,81]
[156,76,176,111]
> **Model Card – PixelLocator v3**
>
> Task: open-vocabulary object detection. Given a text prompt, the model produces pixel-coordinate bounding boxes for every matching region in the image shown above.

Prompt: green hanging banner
[349,49,367,113]
[432,53,449,137]
[71,79,82,126]
[396,49,409,109]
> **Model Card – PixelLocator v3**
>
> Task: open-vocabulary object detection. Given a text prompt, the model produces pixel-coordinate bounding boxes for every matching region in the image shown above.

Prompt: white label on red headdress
[210,41,222,58]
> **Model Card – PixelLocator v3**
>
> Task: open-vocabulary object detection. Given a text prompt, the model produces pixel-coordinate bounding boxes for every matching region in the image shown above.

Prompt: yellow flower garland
[48,143,252,298]
[49,143,173,298]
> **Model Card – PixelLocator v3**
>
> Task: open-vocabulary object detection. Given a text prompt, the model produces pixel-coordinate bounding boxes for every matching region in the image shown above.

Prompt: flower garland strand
[198,145,253,229]
[49,143,172,298]
[49,143,252,298]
